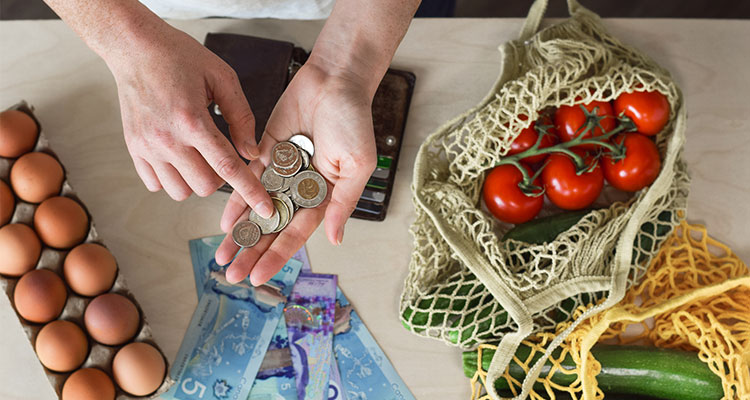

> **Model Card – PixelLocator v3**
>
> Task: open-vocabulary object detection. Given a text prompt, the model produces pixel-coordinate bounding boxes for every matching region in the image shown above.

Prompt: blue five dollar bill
[167,239,302,400]
[188,236,414,400]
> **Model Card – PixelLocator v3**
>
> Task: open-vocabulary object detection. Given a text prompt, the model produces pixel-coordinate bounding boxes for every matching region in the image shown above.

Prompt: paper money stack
[164,236,415,400]
[233,135,327,248]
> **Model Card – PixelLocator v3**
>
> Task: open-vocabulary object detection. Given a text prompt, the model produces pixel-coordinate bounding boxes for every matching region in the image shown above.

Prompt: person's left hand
[214,62,377,285]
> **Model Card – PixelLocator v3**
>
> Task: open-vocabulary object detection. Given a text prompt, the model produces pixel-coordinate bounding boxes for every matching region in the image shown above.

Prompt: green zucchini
[462,343,723,400]
[502,210,591,244]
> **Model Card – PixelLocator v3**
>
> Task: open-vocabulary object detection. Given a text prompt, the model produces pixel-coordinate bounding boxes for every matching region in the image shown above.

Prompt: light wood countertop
[1,17,749,399]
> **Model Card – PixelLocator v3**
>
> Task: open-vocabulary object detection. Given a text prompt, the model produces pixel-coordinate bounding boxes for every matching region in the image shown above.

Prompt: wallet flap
[205,33,294,145]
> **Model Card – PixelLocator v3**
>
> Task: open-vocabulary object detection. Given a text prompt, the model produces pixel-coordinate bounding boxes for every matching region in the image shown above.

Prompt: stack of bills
[163,235,415,400]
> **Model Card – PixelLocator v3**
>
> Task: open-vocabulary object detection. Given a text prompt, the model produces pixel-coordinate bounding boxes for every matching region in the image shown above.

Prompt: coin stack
[232,135,327,248]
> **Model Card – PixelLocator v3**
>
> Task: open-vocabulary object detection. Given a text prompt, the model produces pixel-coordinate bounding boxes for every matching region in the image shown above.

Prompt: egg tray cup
[0,101,175,399]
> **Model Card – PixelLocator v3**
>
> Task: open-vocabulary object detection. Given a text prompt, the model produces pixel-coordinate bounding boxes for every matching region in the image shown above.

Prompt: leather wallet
[204,33,415,221]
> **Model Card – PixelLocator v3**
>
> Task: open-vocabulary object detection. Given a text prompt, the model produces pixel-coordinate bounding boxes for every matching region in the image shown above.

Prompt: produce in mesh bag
[400,0,690,399]
[467,221,749,400]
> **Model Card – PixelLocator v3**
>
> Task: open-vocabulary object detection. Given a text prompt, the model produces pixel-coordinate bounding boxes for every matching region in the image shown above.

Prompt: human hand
[214,63,377,285]
[107,20,275,217]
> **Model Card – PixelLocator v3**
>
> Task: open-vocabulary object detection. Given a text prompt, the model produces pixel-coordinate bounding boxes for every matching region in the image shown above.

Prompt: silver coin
[299,148,311,170]
[279,175,291,193]
[232,221,261,247]
[289,134,315,157]
[290,170,327,208]
[249,205,280,234]
[269,196,292,233]
[271,142,300,169]
[273,153,302,178]
[261,167,284,192]
[271,191,295,229]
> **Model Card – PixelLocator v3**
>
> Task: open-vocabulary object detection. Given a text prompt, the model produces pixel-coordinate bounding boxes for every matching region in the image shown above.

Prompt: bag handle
[518,0,582,41]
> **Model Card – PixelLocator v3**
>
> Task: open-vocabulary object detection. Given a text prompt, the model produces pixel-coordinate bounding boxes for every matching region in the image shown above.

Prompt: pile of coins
[232,135,327,248]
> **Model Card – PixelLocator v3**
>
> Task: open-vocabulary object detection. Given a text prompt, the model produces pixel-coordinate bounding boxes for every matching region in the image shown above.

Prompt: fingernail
[336,226,345,245]
[245,141,260,160]
[257,202,275,219]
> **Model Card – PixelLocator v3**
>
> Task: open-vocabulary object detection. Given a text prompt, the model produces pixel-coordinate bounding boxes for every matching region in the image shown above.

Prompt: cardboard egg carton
[0,101,175,399]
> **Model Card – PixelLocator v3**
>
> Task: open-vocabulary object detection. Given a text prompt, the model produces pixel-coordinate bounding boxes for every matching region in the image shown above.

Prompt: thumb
[323,157,375,245]
[209,67,259,160]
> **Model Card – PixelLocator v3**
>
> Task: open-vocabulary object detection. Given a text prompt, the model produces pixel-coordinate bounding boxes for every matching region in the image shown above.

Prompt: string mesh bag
[468,220,750,400]
[399,0,691,398]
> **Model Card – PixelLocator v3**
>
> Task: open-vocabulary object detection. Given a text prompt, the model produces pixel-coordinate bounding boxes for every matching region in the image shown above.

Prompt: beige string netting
[469,221,750,400]
[400,0,690,399]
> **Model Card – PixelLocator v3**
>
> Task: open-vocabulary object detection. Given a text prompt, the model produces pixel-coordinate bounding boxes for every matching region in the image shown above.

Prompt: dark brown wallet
[204,33,415,221]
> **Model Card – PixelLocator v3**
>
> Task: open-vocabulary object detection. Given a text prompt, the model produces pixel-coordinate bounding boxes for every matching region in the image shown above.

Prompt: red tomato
[542,151,603,210]
[613,91,670,136]
[555,101,615,150]
[483,164,543,224]
[508,118,557,164]
[601,133,661,192]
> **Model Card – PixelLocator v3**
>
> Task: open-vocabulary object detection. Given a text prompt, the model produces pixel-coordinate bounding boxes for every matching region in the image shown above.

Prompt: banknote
[189,236,311,400]
[189,235,311,299]
[188,238,414,400]
[285,273,338,400]
[333,287,415,400]
[294,249,348,400]
[248,317,297,400]
[328,352,347,400]
[167,255,302,400]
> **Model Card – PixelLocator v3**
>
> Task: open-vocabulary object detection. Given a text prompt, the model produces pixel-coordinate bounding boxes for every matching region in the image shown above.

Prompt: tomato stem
[503,159,545,197]
[496,114,635,167]
[494,109,636,195]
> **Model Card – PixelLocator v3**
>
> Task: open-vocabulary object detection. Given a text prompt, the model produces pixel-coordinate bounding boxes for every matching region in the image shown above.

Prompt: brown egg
[62,368,115,400]
[35,320,88,372]
[112,342,165,396]
[84,293,139,346]
[10,152,64,203]
[13,268,67,323]
[0,180,14,225]
[64,243,118,297]
[0,109,38,158]
[0,223,41,277]
[34,196,88,249]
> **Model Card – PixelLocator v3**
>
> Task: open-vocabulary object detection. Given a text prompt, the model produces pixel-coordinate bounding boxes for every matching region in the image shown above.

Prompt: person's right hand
[106,20,275,217]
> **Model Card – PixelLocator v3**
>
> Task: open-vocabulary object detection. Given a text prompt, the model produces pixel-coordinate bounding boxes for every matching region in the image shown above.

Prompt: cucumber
[462,344,723,400]
[503,210,591,244]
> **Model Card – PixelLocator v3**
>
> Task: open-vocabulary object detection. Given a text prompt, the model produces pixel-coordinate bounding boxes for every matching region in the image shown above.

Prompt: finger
[132,157,162,192]
[172,148,224,197]
[152,163,192,201]
[215,208,252,266]
[249,207,325,286]
[219,160,265,232]
[225,235,274,284]
[195,130,275,218]
[324,160,375,245]
[208,66,259,160]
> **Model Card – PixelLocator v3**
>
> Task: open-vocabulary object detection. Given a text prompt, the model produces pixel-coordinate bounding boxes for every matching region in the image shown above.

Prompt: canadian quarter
[261,167,284,192]
[232,221,261,247]
[289,134,315,157]
[290,170,327,208]
[272,153,302,178]
[271,191,295,230]
[249,206,280,234]
[279,176,291,193]
[269,196,291,233]
[271,142,300,169]
[299,148,311,170]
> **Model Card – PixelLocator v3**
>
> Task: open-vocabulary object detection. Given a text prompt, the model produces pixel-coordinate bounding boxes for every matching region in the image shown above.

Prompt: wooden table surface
[1,17,749,399]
